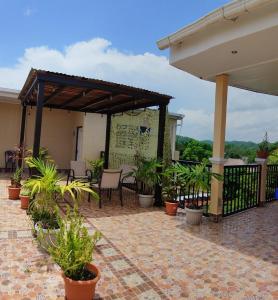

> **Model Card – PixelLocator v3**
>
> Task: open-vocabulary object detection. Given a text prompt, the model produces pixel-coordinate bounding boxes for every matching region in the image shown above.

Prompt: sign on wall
[109,109,159,168]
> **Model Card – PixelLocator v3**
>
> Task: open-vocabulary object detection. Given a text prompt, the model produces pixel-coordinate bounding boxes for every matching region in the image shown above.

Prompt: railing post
[255,158,267,206]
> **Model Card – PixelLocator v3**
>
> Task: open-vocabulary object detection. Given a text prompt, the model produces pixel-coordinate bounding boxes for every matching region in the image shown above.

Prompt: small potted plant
[257,132,270,159]
[88,158,104,183]
[130,158,161,208]
[47,207,101,300]
[8,167,23,200]
[171,162,222,225]
[19,186,31,209]
[161,165,180,216]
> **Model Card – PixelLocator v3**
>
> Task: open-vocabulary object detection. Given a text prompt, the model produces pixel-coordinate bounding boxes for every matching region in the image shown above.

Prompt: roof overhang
[157,0,278,96]
[19,69,172,114]
[0,87,19,104]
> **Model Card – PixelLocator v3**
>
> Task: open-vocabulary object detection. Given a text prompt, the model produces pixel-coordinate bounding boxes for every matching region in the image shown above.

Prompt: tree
[182,139,212,162]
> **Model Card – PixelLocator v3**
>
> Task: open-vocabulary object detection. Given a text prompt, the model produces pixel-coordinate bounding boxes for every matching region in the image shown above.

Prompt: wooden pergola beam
[44,86,65,104]
[60,88,92,108]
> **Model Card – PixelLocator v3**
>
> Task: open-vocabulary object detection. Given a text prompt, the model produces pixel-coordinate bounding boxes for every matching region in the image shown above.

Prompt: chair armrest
[86,169,93,181]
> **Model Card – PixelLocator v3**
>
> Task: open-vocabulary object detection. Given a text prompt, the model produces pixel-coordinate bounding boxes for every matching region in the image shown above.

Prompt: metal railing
[266,164,278,202]
[173,160,211,216]
[222,165,261,216]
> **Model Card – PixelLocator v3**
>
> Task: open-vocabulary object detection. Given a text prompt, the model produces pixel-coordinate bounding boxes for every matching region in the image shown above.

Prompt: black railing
[173,160,211,216]
[266,164,278,202]
[222,165,261,216]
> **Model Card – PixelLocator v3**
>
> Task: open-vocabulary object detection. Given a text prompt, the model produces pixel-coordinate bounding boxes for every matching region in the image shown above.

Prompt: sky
[0,0,277,142]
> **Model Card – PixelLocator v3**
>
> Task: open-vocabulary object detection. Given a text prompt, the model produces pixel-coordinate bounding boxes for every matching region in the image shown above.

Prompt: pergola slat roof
[19,69,172,114]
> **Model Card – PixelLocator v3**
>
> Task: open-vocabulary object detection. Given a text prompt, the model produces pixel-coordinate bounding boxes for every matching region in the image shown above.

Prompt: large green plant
[170,162,222,209]
[130,157,161,195]
[25,157,98,215]
[47,207,101,280]
[88,158,104,182]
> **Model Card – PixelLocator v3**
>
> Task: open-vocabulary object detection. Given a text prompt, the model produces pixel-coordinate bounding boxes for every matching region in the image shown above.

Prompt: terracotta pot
[256,150,269,159]
[20,195,30,209]
[165,201,179,216]
[8,186,21,200]
[62,263,100,300]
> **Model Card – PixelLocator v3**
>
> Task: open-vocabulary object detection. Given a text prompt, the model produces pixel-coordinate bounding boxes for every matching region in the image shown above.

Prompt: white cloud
[0,37,277,142]
[23,8,36,17]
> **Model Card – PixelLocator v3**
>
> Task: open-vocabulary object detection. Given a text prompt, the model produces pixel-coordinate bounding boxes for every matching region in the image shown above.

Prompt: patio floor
[0,176,278,299]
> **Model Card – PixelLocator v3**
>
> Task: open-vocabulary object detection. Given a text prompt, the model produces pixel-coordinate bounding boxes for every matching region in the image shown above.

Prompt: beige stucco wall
[82,113,106,162]
[25,107,83,169]
[0,102,21,167]
[0,99,180,169]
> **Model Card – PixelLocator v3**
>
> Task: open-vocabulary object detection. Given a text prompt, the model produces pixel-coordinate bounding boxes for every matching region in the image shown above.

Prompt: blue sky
[0,1,228,66]
[0,0,277,142]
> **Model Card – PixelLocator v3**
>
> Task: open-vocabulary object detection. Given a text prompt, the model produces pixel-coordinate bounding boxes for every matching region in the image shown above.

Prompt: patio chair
[67,160,92,184]
[88,169,123,208]
[5,150,16,172]
[120,164,137,191]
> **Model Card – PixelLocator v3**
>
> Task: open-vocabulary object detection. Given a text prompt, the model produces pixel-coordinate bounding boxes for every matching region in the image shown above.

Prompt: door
[75,126,83,161]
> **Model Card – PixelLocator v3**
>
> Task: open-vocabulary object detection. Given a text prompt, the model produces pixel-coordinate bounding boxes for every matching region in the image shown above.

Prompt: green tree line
[176,135,278,164]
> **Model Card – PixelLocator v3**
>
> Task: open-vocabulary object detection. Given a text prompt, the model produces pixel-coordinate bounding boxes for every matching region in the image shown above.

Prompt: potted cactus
[8,167,22,200]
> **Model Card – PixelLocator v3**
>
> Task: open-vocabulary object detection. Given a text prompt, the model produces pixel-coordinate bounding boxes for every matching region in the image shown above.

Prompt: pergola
[157,0,278,220]
[18,69,172,204]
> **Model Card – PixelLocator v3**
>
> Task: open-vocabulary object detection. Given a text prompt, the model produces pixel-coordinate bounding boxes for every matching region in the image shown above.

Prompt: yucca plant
[47,206,101,280]
[25,157,98,227]
[11,167,23,187]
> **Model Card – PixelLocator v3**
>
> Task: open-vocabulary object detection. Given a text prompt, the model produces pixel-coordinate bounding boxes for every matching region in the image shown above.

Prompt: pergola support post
[209,74,229,222]
[154,103,167,206]
[33,81,45,158]
[18,105,27,168]
[104,113,112,169]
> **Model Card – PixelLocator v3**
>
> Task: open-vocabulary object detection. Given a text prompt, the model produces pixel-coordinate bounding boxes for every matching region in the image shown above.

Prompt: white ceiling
[167,1,278,96]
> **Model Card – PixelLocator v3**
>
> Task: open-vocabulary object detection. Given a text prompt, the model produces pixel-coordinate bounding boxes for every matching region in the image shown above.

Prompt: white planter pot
[34,222,59,250]
[185,207,203,225]
[138,194,154,208]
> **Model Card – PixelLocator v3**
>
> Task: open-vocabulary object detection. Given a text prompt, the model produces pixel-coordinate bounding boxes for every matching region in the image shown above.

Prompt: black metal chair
[88,169,123,208]
[5,150,16,172]
[66,160,92,184]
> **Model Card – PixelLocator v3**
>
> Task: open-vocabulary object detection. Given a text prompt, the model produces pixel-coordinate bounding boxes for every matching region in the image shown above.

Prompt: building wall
[24,107,83,169]
[82,113,106,162]
[0,99,181,169]
[0,102,21,167]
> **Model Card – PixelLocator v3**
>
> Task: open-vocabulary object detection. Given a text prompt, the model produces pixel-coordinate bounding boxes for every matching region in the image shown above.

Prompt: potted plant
[257,132,270,159]
[161,165,180,216]
[130,158,161,208]
[46,207,101,300]
[19,186,31,209]
[25,157,98,248]
[88,158,104,183]
[173,162,222,225]
[8,167,23,200]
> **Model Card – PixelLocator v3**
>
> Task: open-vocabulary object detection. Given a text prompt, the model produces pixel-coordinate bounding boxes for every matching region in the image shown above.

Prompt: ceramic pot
[138,194,154,208]
[20,195,30,209]
[256,150,269,159]
[185,207,203,225]
[165,201,179,216]
[62,263,100,300]
[34,223,60,250]
[8,186,21,200]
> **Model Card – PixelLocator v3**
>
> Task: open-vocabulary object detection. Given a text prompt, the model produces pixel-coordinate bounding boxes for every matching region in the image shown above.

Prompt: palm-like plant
[25,157,98,213]
[171,162,222,209]
[130,158,161,195]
